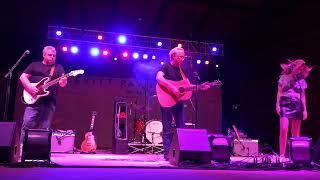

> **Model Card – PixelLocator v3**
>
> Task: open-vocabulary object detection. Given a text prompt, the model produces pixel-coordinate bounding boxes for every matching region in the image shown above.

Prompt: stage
[1,152,320,179]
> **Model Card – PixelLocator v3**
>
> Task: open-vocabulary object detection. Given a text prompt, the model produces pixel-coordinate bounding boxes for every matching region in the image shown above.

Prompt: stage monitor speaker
[169,128,211,166]
[208,134,232,162]
[0,122,17,163]
[312,137,320,163]
[112,97,128,154]
[288,137,312,164]
[22,129,52,163]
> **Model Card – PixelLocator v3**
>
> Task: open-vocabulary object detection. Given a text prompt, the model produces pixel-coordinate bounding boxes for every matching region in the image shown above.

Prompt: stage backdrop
[14,76,221,149]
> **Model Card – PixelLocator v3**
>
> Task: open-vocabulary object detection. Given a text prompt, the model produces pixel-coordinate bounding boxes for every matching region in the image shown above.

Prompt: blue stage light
[133,52,139,59]
[118,35,127,44]
[56,30,62,36]
[90,47,100,56]
[70,46,79,54]
[157,42,162,47]
[212,47,217,52]
[197,60,201,64]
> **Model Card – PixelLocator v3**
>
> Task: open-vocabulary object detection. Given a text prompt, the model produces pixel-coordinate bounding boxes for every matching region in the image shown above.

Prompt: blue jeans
[20,101,56,145]
[161,102,184,159]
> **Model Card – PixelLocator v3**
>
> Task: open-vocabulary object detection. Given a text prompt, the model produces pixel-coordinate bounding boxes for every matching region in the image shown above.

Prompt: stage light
[133,52,139,59]
[62,46,68,52]
[114,57,118,61]
[178,44,182,48]
[205,60,210,65]
[122,51,129,58]
[152,55,156,60]
[97,35,103,40]
[90,47,100,57]
[56,30,62,36]
[161,61,164,65]
[70,46,79,54]
[118,35,127,44]
[103,50,109,56]
[197,60,201,64]
[212,47,217,52]
[143,54,148,59]
[157,42,163,47]
[216,64,219,68]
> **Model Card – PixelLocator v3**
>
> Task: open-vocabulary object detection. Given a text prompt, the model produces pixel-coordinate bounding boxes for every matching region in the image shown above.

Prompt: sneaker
[280,155,289,163]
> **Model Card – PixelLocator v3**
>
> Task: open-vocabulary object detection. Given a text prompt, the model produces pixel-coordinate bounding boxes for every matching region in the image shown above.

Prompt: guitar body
[23,77,50,104]
[81,131,97,153]
[156,79,192,107]
[81,111,98,153]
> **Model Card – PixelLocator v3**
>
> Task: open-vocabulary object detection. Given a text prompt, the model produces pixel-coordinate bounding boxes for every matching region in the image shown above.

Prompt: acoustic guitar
[156,79,222,107]
[81,111,98,153]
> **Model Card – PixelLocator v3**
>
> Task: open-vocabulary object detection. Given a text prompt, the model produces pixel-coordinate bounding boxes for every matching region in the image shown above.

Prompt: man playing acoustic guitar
[156,47,212,161]
[19,46,67,160]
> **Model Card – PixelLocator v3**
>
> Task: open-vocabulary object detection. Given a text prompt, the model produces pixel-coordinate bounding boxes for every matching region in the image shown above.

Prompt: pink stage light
[62,46,68,52]
[122,52,129,58]
[103,50,109,56]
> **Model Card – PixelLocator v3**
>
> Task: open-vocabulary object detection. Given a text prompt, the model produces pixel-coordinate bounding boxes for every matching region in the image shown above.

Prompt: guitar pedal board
[233,139,259,157]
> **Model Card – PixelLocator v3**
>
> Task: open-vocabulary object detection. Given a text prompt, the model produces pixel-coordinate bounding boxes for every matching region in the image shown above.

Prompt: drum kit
[129,102,164,154]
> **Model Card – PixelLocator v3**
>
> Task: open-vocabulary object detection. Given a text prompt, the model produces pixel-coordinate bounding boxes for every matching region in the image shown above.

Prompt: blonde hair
[43,46,56,55]
[280,59,313,78]
[169,47,184,60]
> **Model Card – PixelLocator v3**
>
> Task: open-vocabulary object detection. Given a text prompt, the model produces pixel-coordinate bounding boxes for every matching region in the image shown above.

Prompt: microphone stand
[3,51,29,120]
[194,71,200,129]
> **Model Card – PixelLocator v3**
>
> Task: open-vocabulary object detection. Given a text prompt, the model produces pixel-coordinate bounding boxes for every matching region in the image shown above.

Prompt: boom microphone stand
[3,50,30,120]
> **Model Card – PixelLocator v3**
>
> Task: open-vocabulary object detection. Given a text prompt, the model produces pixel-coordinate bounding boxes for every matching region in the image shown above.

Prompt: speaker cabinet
[169,128,211,166]
[22,129,52,162]
[288,137,312,164]
[112,97,128,154]
[0,122,18,163]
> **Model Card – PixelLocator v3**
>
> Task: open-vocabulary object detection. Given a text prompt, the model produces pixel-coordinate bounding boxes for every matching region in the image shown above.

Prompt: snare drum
[145,120,163,145]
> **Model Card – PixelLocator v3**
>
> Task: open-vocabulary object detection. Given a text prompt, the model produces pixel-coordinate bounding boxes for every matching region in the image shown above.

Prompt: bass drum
[145,120,163,145]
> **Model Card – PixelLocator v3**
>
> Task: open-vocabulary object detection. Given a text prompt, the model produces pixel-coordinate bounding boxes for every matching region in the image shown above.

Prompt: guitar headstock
[211,80,222,87]
[91,111,98,117]
[69,69,85,77]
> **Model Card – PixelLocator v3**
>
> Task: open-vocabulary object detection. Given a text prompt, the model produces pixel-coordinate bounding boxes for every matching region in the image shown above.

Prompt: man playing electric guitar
[156,47,212,161]
[19,46,68,160]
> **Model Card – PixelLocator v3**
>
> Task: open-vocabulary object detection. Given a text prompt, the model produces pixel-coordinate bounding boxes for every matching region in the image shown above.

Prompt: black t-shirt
[160,63,187,81]
[23,61,65,102]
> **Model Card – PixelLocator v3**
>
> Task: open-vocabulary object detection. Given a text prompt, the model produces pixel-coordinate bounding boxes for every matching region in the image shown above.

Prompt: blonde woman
[276,59,312,161]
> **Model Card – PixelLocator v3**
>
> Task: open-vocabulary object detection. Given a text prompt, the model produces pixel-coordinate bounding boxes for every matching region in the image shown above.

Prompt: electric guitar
[22,69,84,104]
[81,111,98,153]
[156,79,222,107]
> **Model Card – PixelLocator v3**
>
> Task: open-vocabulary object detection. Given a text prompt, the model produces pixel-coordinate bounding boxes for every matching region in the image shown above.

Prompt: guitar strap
[179,66,187,80]
[48,65,56,80]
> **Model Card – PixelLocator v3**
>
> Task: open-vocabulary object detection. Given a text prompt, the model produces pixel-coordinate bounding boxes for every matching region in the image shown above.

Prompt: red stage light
[103,50,109,56]
[122,52,129,58]
[62,46,68,52]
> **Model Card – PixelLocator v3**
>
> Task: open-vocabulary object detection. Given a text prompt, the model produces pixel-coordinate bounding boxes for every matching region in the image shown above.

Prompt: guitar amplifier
[51,130,75,153]
[233,139,259,157]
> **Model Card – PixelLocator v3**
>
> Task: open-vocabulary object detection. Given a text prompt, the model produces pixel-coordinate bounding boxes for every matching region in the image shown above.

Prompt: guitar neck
[183,82,215,92]
[89,112,97,131]
[43,73,70,89]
